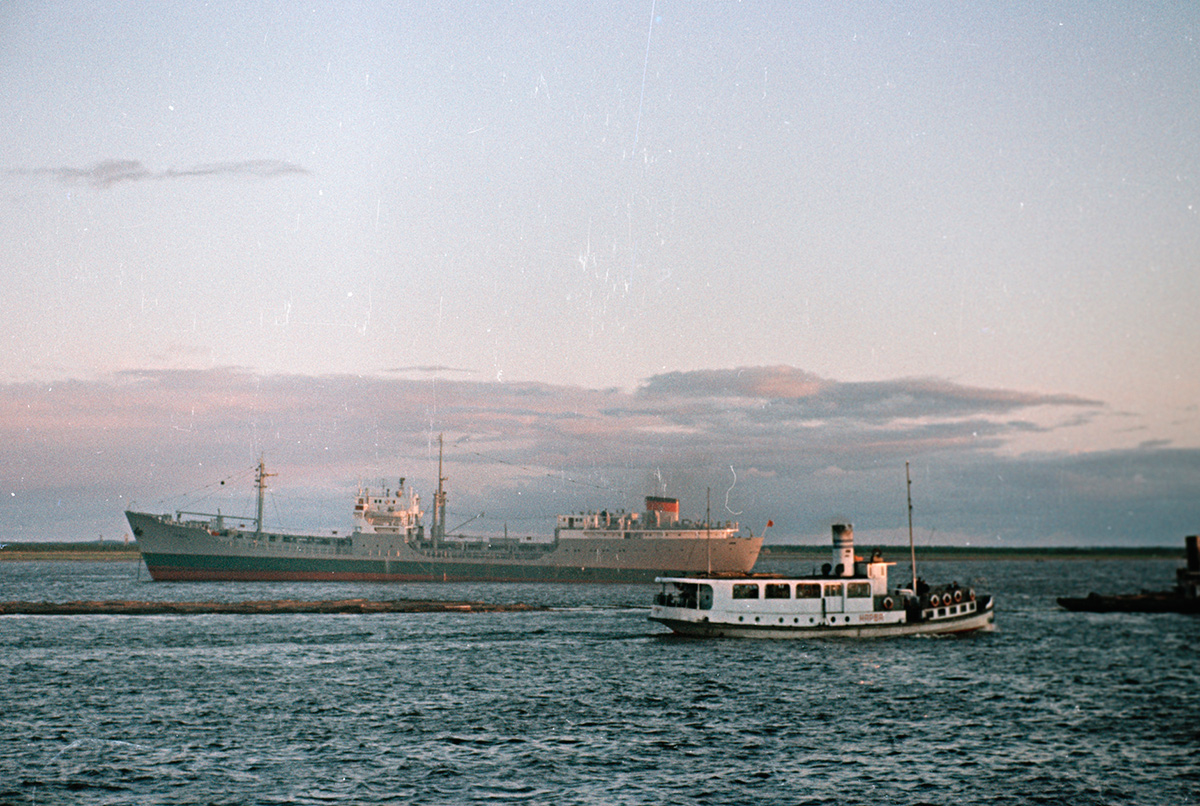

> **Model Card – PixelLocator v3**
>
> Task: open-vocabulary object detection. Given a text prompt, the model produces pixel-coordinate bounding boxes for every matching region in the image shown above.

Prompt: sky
[1,2,1197,546]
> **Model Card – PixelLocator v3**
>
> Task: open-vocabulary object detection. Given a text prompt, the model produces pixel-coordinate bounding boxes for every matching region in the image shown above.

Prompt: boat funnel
[832,523,854,577]
[645,496,680,527]
[1187,535,1199,573]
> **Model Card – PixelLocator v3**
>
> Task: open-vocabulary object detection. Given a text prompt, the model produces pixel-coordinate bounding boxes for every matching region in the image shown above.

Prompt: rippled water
[1,558,1198,805]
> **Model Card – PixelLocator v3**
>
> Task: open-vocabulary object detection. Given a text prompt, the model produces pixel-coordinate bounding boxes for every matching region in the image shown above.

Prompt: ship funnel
[645,496,680,528]
[1187,535,1200,573]
[832,523,854,577]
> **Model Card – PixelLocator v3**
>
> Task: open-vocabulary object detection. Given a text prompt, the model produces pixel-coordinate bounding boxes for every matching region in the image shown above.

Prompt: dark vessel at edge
[1057,535,1200,614]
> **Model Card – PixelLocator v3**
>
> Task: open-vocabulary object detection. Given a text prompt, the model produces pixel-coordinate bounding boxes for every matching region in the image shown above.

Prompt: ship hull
[127,511,762,584]
[1056,594,1200,614]
[141,553,702,583]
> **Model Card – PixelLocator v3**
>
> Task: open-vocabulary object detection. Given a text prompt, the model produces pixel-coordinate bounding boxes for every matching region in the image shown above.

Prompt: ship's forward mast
[255,458,276,536]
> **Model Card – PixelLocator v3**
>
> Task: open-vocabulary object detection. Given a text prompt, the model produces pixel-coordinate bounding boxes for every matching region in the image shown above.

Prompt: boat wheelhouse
[650,523,994,638]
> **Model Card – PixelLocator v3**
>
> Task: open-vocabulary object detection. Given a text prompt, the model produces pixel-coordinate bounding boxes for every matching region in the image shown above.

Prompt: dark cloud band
[1,366,1190,546]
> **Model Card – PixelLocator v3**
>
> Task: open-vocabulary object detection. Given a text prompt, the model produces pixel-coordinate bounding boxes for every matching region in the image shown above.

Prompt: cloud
[638,366,1101,421]
[640,366,829,399]
[384,365,477,376]
[8,159,308,188]
[609,368,1106,476]
[0,366,1191,546]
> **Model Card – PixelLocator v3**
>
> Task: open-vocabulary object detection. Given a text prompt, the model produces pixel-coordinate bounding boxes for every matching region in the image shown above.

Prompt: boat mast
[705,487,712,575]
[906,461,917,592]
[433,434,447,548]
[255,458,276,536]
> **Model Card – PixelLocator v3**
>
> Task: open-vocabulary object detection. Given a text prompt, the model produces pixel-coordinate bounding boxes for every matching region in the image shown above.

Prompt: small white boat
[649,523,995,638]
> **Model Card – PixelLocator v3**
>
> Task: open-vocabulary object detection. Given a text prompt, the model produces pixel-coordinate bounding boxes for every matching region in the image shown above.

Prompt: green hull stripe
[142,551,671,583]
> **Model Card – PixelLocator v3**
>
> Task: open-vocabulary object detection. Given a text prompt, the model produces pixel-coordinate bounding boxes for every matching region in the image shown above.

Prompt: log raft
[0,598,545,616]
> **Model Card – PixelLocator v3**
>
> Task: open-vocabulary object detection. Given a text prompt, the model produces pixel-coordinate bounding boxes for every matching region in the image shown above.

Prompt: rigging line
[149,466,256,509]
[268,490,287,533]
[465,450,626,494]
[462,513,547,524]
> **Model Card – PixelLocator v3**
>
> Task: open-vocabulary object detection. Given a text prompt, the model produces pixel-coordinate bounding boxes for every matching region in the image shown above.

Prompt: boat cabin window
[823,583,843,598]
[732,583,760,599]
[764,583,791,599]
[795,583,821,599]
[656,582,713,610]
[847,582,871,598]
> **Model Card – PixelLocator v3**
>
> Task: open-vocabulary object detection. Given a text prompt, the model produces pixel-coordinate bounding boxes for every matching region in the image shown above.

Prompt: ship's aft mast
[255,458,276,536]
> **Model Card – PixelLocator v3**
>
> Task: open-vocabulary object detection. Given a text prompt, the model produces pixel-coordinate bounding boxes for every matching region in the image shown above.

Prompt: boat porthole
[738,616,744,622]
[779,618,784,624]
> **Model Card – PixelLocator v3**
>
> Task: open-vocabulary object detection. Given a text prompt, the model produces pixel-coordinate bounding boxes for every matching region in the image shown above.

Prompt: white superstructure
[351,479,422,536]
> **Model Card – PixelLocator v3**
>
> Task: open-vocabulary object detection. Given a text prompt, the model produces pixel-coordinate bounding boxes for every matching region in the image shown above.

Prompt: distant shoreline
[0,543,141,562]
[0,542,1185,563]
[759,545,1186,561]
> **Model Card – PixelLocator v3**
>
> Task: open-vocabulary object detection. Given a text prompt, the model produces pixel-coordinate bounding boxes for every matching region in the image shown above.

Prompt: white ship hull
[650,593,994,638]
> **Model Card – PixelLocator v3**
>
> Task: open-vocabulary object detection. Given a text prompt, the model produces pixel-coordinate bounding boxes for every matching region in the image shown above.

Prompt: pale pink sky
[1,2,1197,543]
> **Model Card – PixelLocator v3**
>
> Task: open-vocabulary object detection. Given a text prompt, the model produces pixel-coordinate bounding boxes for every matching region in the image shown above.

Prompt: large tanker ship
[126,448,762,583]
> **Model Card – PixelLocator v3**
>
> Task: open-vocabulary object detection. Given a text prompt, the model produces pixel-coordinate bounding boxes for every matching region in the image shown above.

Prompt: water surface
[1,558,1196,804]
